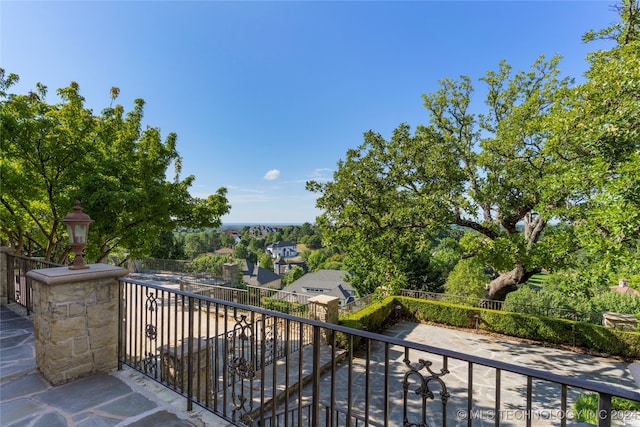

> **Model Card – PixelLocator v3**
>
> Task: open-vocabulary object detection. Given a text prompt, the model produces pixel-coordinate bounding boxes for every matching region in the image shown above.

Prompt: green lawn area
[527,272,550,288]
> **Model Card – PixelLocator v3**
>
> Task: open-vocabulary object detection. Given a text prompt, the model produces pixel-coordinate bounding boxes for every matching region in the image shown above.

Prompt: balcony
[2,250,640,426]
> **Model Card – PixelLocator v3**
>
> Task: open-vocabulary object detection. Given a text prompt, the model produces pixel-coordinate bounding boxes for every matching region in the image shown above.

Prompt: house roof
[610,285,640,295]
[241,260,281,289]
[214,248,234,255]
[282,269,354,301]
[267,241,296,249]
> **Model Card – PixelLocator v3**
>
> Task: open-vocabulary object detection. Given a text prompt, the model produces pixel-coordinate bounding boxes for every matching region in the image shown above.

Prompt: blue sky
[1,1,615,224]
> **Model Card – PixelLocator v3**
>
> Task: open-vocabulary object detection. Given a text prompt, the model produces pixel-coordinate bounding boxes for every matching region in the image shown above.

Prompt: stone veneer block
[27,263,128,386]
[308,294,340,344]
[0,246,13,304]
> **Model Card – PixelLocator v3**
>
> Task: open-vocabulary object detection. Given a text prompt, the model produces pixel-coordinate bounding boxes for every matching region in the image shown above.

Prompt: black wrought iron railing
[118,278,640,427]
[180,280,311,318]
[6,253,63,314]
[339,294,373,316]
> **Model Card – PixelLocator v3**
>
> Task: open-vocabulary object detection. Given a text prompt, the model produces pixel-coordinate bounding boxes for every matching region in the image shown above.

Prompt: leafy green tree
[218,232,236,249]
[577,291,640,316]
[306,250,328,272]
[502,285,584,319]
[430,237,463,289]
[0,73,230,263]
[259,252,274,271]
[282,265,305,286]
[189,253,227,276]
[150,230,185,260]
[300,249,312,261]
[301,234,322,249]
[308,54,571,299]
[549,0,640,283]
[233,242,249,260]
[184,233,209,259]
[444,257,489,300]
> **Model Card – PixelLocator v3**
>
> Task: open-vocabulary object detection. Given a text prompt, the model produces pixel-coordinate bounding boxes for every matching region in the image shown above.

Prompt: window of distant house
[303,288,325,293]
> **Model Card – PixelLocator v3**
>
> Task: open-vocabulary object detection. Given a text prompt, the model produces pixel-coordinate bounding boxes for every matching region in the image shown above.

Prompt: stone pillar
[159,337,210,403]
[0,246,13,305]
[222,262,238,286]
[308,295,340,343]
[27,263,128,385]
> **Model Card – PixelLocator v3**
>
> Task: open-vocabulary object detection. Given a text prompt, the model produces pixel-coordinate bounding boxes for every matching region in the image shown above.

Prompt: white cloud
[264,169,281,181]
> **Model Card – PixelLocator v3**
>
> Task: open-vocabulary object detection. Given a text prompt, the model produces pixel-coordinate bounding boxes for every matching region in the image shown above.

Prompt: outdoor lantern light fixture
[62,200,93,270]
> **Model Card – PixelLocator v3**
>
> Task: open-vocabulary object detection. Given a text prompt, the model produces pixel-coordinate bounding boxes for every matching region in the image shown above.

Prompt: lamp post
[62,200,93,270]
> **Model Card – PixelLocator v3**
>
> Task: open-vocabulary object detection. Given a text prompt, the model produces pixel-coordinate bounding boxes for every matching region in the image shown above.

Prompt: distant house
[610,278,639,295]
[214,247,234,256]
[266,241,297,259]
[241,260,282,289]
[275,257,308,276]
[282,269,356,306]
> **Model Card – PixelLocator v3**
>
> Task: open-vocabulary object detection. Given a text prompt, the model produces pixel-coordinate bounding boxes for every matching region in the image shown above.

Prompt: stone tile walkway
[0,303,231,427]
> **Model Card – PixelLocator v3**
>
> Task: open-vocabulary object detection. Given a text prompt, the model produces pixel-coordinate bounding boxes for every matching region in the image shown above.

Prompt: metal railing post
[187,295,194,411]
[598,393,612,427]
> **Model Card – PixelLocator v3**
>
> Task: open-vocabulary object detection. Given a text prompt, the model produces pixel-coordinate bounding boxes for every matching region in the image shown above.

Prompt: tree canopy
[0,74,230,264]
[307,1,640,299]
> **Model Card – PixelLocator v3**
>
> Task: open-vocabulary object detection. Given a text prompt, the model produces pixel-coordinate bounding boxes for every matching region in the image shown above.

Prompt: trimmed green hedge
[338,296,640,359]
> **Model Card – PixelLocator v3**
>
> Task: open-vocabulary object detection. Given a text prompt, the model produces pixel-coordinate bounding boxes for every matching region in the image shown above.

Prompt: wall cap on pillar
[0,246,17,254]
[308,294,340,305]
[26,263,128,285]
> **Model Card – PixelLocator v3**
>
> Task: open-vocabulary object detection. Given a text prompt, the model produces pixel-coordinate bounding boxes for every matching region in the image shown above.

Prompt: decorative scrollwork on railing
[402,358,450,427]
[145,292,158,312]
[143,290,159,378]
[145,324,157,340]
[262,318,285,364]
[227,313,256,424]
[143,351,158,375]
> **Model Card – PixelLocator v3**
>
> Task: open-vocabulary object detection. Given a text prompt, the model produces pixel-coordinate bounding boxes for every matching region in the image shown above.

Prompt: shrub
[573,393,640,424]
[262,297,307,315]
[444,257,488,300]
[338,296,640,359]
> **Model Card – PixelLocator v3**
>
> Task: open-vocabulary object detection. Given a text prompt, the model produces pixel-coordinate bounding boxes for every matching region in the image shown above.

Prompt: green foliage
[0,72,230,263]
[262,297,307,315]
[574,393,640,424]
[184,233,209,259]
[189,254,228,276]
[308,4,640,301]
[308,54,573,300]
[337,296,397,350]
[338,295,640,359]
[400,297,476,328]
[259,252,274,271]
[576,291,640,316]
[150,230,185,260]
[550,1,640,282]
[444,257,489,300]
[502,285,592,321]
[233,242,249,260]
[300,249,312,261]
[301,234,322,249]
[281,265,305,286]
[306,250,328,272]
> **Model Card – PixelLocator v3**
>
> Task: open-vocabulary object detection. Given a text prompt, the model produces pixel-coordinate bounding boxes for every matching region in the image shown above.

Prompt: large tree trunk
[484,263,540,301]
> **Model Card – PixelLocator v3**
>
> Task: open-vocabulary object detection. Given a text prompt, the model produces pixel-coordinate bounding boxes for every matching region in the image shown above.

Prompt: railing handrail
[7,253,64,267]
[119,278,640,402]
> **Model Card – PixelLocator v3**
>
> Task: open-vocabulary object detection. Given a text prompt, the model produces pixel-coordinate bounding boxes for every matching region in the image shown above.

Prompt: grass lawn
[527,272,550,288]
